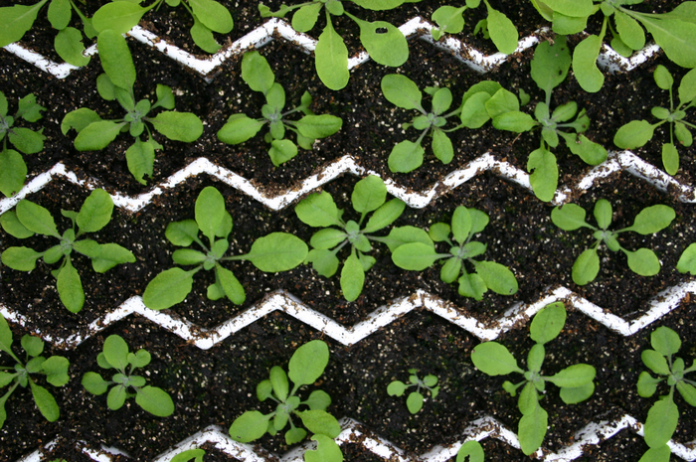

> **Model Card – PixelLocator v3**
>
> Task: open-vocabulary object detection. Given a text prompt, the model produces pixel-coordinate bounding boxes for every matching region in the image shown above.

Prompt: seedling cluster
[387,369,439,414]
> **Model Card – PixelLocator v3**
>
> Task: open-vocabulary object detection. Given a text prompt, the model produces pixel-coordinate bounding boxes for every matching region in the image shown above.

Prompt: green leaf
[642,349,670,376]
[530,302,566,344]
[0,150,27,197]
[143,267,196,310]
[341,251,365,302]
[165,220,199,246]
[195,186,225,242]
[30,381,59,422]
[460,92,492,128]
[217,114,265,144]
[387,380,407,396]
[352,175,386,214]
[126,138,155,185]
[0,314,15,359]
[559,381,595,404]
[518,401,547,455]
[54,27,90,67]
[16,200,59,238]
[42,356,70,387]
[269,366,289,401]
[381,74,422,110]
[572,248,599,285]
[296,191,341,227]
[492,111,537,132]
[107,384,127,410]
[285,426,307,444]
[288,339,329,386]
[20,335,43,357]
[62,108,102,135]
[56,259,84,313]
[643,18,696,69]
[9,127,45,154]
[299,410,341,438]
[593,199,612,230]
[1,246,42,272]
[547,364,595,387]
[573,35,604,93]
[292,3,322,32]
[456,440,485,462]
[458,271,487,300]
[638,445,672,462]
[485,88,519,118]
[650,326,681,357]
[305,435,343,462]
[0,211,33,238]
[93,2,147,34]
[0,1,48,48]
[485,1,518,54]
[296,114,342,139]
[229,411,271,442]
[432,129,454,164]
[47,0,71,29]
[315,19,349,90]
[677,243,696,274]
[74,120,126,151]
[392,242,440,271]
[474,260,518,296]
[675,123,692,148]
[245,232,308,272]
[82,371,109,395]
[644,396,678,448]
[625,248,660,276]
[16,94,44,123]
[215,264,245,305]
[471,342,522,375]
[76,189,113,233]
[625,205,675,235]
[614,11,645,50]
[171,449,206,462]
[103,335,129,370]
[241,51,274,94]
[406,391,424,414]
[527,146,558,202]
[676,381,696,406]
[363,198,405,233]
[129,349,151,368]
[149,111,203,142]
[388,140,425,173]
[135,386,174,417]
[310,228,346,250]
[305,389,332,411]
[451,206,473,244]
[679,68,696,104]
[98,30,135,91]
[553,11,587,34]
[564,134,608,165]
[614,120,655,149]
[551,203,588,231]
[269,139,298,166]
[353,17,408,67]
[542,0,593,17]
[432,6,466,37]
[637,371,660,398]
[189,0,233,33]
[440,257,462,283]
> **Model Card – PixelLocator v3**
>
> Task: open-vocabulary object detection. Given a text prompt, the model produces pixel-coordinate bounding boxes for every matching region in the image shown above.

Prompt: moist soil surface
[2,0,696,461]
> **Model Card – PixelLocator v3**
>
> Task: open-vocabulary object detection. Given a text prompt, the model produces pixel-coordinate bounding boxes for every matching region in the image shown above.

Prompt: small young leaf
[518,401,548,455]
[593,199,612,230]
[551,203,588,231]
[268,139,298,166]
[74,120,127,151]
[215,264,246,305]
[546,364,596,388]
[47,0,71,29]
[626,205,675,235]
[392,242,440,271]
[195,186,225,242]
[149,111,203,142]
[315,19,349,90]
[644,396,678,448]
[614,11,645,51]
[363,198,405,233]
[341,252,365,302]
[93,2,147,34]
[485,1,518,54]
[57,259,84,313]
[381,74,423,110]
[625,248,661,276]
[288,340,329,386]
[458,271,487,300]
[474,260,518,296]
[531,36,570,96]
[485,88,519,118]
[30,381,59,422]
[559,381,595,404]
[98,30,135,91]
[245,232,308,272]
[492,111,537,132]
[460,92,492,128]
[165,220,200,247]
[305,390,332,411]
[136,386,174,417]
[456,440,485,462]
[171,449,206,462]
[387,380,407,397]
[406,391,424,414]
[572,248,600,285]
[217,114,265,145]
[229,411,271,442]
[296,191,341,227]
[143,267,196,310]
[0,211,33,238]
[1,247,42,272]
[573,35,604,93]
[527,146,558,202]
[353,17,408,67]
[565,134,608,165]
[77,189,113,233]
[614,120,655,149]
[676,381,696,406]
[269,366,289,401]
[432,6,466,37]
[189,0,233,34]
[304,435,343,462]
[82,372,109,395]
[62,108,102,135]
[296,114,343,139]
[388,140,425,173]
[642,349,670,376]
[638,445,672,462]
[529,302,566,344]
[292,3,322,32]
[643,18,696,69]
[677,243,696,274]
[17,199,60,237]
[352,176,387,214]
[650,326,681,357]
[679,68,696,104]
[0,150,27,198]
[471,342,522,375]
[299,410,342,438]
[54,27,90,67]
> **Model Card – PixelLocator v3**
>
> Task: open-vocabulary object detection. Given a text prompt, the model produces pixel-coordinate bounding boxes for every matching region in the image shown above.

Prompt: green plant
[0,91,46,197]
[431,0,518,54]
[171,449,206,462]
[0,189,136,313]
[380,74,465,173]
[551,199,675,285]
[456,440,485,462]
[259,0,414,90]
[676,243,696,274]
[636,326,696,462]
[217,51,343,167]
[92,0,233,53]
[0,313,70,429]
[143,186,308,310]
[387,368,439,414]
[614,65,696,176]
[229,340,343,462]
[471,302,596,455]
[491,36,607,202]
[62,30,204,185]
[529,0,696,92]
[81,334,174,417]
[391,205,518,300]
[0,0,96,66]
[295,175,405,302]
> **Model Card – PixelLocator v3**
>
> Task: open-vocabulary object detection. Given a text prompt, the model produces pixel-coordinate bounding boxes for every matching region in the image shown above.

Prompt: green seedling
[62,30,203,185]
[171,449,206,462]
[82,334,174,417]
[431,0,518,54]
[636,326,696,462]
[391,205,518,300]
[143,186,308,310]
[92,0,233,53]
[0,0,96,66]
[471,302,596,455]
[217,51,343,167]
[614,65,696,176]
[0,91,46,197]
[0,313,70,429]
[0,189,136,313]
[381,74,468,173]
[551,199,675,285]
[677,243,696,275]
[259,0,413,90]
[387,368,439,414]
[455,440,485,462]
[295,175,405,302]
[229,340,343,462]
[491,37,607,202]
[529,0,696,93]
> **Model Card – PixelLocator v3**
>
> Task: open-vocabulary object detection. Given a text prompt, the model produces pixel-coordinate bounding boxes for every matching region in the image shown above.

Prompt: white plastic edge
[3,17,662,80]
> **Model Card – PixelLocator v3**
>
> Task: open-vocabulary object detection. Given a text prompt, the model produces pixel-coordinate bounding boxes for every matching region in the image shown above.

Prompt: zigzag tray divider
[2,13,693,462]
[3,16,660,81]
